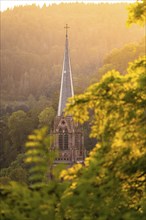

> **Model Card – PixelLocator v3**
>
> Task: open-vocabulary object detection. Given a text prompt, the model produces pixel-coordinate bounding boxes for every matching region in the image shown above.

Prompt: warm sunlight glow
[0,0,137,11]
[1,0,145,218]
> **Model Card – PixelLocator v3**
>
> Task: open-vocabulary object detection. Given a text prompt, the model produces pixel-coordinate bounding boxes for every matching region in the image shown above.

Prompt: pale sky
[0,0,137,12]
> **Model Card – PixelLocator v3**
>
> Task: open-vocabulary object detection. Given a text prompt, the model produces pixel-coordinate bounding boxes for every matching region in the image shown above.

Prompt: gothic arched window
[58,127,68,150]
[64,128,68,150]
[59,128,63,150]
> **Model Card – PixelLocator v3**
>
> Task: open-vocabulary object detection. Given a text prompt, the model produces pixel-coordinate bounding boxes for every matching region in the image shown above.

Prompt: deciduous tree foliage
[0,1,146,220]
[0,96,55,168]
[8,110,34,152]
[1,56,145,220]
[38,107,55,129]
[25,127,57,188]
[97,38,145,78]
[127,0,146,26]
[61,55,146,219]
[0,154,28,184]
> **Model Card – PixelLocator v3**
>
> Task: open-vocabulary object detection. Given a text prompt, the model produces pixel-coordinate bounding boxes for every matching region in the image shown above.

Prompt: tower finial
[64,24,70,38]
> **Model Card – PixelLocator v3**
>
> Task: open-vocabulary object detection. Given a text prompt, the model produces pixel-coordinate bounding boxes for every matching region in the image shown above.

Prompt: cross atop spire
[64,24,70,38]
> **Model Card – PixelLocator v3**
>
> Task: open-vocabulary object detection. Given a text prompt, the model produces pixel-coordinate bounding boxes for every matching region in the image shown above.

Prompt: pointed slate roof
[57,26,74,116]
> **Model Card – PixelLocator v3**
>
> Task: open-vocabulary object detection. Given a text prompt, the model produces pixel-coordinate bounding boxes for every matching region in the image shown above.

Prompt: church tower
[52,25,85,164]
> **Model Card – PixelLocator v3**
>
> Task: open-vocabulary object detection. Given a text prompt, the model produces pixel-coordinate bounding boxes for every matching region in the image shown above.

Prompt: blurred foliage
[38,107,55,129]
[63,56,146,219]
[0,181,66,220]
[8,110,33,152]
[0,154,28,184]
[25,127,57,188]
[127,0,146,26]
[96,38,145,79]
[0,1,146,219]
[0,97,56,169]
[0,128,68,220]
[1,55,145,219]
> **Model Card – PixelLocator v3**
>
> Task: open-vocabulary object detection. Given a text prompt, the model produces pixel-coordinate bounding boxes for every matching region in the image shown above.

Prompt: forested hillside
[1,3,145,103]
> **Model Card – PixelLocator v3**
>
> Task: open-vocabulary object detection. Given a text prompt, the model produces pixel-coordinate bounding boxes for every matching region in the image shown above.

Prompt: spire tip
[64,24,70,38]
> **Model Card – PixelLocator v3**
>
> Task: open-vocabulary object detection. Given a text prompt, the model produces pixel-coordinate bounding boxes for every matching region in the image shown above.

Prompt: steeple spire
[57,25,74,116]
